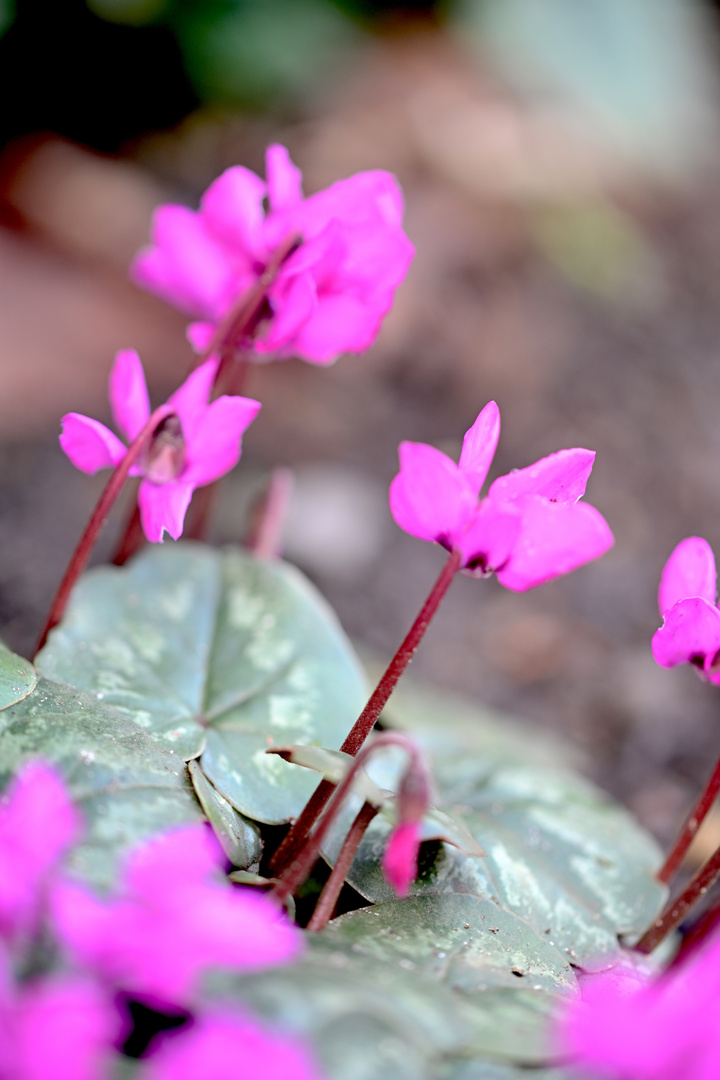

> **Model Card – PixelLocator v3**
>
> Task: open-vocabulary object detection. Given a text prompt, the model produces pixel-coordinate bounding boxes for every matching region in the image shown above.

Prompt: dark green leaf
[0,641,37,710]
[0,676,203,887]
[36,544,367,825]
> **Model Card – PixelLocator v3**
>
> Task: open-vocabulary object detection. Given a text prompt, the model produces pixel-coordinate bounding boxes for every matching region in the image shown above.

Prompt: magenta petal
[389,442,476,544]
[59,414,127,474]
[186,322,216,354]
[658,537,717,615]
[138,481,194,542]
[266,144,303,212]
[142,1009,322,1080]
[184,395,261,487]
[131,205,233,321]
[9,977,120,1080]
[288,293,380,364]
[489,448,597,506]
[651,597,720,671]
[262,273,318,353]
[382,821,421,899]
[496,496,614,592]
[456,499,522,573]
[457,401,501,496]
[109,349,151,442]
[200,166,266,257]
[168,359,218,443]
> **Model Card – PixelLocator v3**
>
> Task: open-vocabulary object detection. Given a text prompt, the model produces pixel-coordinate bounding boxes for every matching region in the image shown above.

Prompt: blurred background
[3,0,720,863]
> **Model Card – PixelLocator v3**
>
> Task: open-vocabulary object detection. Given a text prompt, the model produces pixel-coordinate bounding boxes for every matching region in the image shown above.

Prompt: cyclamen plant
[1,143,718,1079]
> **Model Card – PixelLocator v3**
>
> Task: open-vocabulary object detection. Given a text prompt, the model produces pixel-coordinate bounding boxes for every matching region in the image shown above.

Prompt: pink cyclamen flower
[557,932,720,1079]
[59,350,261,542]
[141,1009,323,1080]
[0,763,79,943]
[52,826,301,1009]
[389,401,613,591]
[131,144,414,366]
[382,820,422,899]
[652,537,720,683]
[0,968,120,1080]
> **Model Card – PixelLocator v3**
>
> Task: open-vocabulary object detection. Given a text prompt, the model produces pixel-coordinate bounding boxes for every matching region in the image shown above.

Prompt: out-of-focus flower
[389,401,613,591]
[382,821,422,899]
[557,933,720,1079]
[652,537,720,683]
[141,1008,323,1080]
[0,763,79,943]
[59,350,260,542]
[52,826,301,1009]
[132,145,414,366]
[0,958,119,1080]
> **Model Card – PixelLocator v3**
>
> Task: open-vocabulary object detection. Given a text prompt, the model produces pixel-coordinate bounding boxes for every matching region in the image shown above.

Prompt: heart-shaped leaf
[35,543,367,825]
[0,676,203,887]
[0,641,37,710]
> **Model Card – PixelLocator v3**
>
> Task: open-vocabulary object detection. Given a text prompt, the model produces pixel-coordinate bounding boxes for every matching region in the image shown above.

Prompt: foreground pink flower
[141,1009,323,1080]
[652,537,720,683]
[132,145,414,365]
[59,350,260,542]
[0,763,78,943]
[0,964,119,1080]
[557,934,720,1079]
[52,826,301,1008]
[389,401,613,590]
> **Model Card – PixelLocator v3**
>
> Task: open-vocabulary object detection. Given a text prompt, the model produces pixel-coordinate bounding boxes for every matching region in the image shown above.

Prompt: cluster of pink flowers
[557,934,720,1079]
[0,762,322,1080]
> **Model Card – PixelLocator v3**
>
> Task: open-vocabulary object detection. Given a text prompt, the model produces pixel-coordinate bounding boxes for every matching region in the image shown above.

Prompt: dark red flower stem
[656,754,720,885]
[35,405,176,657]
[306,801,378,932]
[271,732,418,906]
[269,548,461,877]
[247,468,293,559]
[635,840,720,954]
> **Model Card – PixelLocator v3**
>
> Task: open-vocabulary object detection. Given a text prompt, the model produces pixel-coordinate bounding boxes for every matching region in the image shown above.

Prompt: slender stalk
[269,548,461,877]
[248,468,293,559]
[306,801,378,932]
[111,496,143,566]
[272,732,415,906]
[656,754,720,884]
[635,840,720,954]
[34,404,175,656]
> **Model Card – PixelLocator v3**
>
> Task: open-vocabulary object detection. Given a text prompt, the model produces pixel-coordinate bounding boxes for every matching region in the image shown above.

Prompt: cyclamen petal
[457,401,501,497]
[59,414,127,475]
[141,1009,322,1080]
[659,536,717,614]
[495,497,614,592]
[183,396,262,487]
[389,442,476,544]
[109,349,151,442]
[138,480,194,543]
[488,448,596,506]
[455,500,522,574]
[132,146,413,365]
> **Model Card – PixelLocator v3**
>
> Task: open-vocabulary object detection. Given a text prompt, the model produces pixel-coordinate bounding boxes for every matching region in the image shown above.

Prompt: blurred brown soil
[2,30,720,856]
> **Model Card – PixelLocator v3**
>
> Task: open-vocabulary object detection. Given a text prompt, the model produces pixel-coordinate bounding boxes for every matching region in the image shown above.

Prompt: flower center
[145,415,186,484]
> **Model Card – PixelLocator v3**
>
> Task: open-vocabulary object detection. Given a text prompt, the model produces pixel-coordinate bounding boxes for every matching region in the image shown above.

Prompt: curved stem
[656,753,720,884]
[34,404,174,656]
[272,732,418,906]
[269,548,461,877]
[306,801,378,932]
[635,841,720,954]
